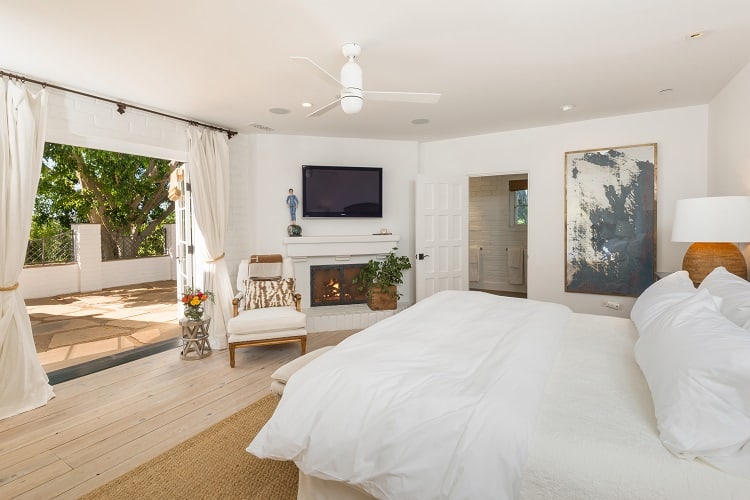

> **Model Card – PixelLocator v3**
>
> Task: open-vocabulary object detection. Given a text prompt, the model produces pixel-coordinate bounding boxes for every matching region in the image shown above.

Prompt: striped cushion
[243,278,295,310]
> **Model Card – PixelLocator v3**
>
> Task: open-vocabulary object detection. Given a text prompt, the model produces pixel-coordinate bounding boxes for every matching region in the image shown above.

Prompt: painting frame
[565,143,657,297]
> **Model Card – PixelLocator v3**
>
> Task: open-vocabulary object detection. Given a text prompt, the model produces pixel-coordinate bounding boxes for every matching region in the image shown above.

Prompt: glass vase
[185,306,203,321]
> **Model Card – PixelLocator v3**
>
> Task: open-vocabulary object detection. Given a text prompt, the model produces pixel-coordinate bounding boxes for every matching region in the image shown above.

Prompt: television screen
[302,165,382,218]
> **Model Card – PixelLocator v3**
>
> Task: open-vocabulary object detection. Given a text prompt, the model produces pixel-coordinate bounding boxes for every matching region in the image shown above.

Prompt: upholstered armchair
[227,254,307,367]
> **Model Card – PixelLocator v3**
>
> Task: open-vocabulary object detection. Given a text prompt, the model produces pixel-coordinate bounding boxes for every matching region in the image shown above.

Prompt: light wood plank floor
[0,330,357,499]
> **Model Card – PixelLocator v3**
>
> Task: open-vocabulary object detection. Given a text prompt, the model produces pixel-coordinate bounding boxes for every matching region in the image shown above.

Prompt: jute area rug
[81,394,297,500]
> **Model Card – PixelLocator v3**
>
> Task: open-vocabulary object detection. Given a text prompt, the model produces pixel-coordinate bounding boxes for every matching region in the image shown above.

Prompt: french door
[174,167,194,305]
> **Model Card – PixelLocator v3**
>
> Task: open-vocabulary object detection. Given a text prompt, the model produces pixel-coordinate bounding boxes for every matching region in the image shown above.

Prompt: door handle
[416,253,430,260]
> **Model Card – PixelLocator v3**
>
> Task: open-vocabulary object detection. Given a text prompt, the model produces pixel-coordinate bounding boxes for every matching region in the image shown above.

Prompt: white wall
[707,60,750,266]
[708,60,750,196]
[228,134,420,303]
[420,106,709,316]
[225,133,256,288]
[44,86,189,161]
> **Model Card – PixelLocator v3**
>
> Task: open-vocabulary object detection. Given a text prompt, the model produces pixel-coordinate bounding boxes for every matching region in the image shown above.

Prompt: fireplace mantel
[283,235,400,258]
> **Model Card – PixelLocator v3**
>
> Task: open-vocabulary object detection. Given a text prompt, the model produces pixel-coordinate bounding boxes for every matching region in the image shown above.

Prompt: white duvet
[248,290,571,499]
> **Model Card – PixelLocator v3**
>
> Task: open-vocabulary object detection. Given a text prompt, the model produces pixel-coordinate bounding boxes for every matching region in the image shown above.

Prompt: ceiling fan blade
[363,91,441,104]
[290,56,342,87]
[307,98,341,118]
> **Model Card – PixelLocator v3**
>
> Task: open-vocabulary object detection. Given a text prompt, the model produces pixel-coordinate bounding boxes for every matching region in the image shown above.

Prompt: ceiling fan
[291,43,441,117]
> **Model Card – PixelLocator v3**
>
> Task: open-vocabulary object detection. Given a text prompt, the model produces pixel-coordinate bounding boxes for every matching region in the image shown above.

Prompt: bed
[248,274,750,499]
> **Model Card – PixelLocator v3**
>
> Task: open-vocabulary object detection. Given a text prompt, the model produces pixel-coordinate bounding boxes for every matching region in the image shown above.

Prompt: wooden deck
[0,330,356,499]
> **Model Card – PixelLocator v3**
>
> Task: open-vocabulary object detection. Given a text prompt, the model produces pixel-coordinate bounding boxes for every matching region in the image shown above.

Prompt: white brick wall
[73,223,102,292]
[45,86,189,162]
[469,175,527,293]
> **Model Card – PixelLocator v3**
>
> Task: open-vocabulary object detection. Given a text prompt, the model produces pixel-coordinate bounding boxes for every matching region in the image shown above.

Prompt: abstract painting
[565,143,657,296]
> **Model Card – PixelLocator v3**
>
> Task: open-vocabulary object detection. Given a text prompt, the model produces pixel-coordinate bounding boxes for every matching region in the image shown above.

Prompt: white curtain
[0,79,55,420]
[186,127,233,350]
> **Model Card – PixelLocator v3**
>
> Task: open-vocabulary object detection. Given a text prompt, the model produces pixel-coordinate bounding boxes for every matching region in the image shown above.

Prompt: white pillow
[634,289,750,478]
[698,266,750,330]
[270,346,335,384]
[630,271,696,333]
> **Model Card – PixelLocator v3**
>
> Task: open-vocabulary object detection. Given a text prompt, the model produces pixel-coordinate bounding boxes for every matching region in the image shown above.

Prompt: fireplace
[310,264,368,306]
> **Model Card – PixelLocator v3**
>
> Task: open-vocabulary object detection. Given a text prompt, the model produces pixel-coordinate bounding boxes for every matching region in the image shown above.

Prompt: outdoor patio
[27,280,181,372]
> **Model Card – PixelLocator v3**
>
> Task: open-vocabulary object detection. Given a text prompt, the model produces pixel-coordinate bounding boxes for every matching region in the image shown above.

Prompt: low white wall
[19,264,79,299]
[19,224,176,299]
[20,257,173,299]
[101,256,173,289]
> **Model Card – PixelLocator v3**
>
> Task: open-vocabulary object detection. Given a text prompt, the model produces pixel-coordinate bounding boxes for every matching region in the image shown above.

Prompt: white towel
[469,246,480,282]
[507,247,525,285]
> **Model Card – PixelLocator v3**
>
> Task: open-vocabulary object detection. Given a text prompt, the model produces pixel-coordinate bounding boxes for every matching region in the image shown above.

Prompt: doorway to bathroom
[468,174,528,298]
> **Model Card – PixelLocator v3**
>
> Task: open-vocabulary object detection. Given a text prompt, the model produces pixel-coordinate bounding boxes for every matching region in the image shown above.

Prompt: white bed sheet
[519,313,750,499]
[298,312,750,499]
[249,290,571,499]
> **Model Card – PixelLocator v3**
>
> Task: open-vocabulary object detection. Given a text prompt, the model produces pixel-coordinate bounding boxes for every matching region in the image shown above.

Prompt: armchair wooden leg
[229,345,236,368]
[300,337,307,355]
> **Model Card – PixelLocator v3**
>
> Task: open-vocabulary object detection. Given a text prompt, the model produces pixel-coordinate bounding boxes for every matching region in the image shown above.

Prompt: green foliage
[353,247,412,300]
[514,189,528,225]
[30,218,68,240]
[36,143,177,259]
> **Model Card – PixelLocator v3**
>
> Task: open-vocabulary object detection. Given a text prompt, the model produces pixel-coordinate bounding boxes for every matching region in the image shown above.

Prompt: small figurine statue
[286,188,299,222]
[286,188,302,237]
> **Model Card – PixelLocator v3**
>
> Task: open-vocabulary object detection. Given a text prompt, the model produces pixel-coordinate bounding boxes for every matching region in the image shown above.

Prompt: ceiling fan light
[341,96,363,114]
[340,60,362,88]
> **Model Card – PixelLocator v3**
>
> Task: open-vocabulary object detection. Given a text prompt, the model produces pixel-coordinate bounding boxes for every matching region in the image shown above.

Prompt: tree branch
[133,203,175,247]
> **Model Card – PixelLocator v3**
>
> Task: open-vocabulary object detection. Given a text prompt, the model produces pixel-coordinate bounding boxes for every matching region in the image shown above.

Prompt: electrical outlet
[603,300,621,310]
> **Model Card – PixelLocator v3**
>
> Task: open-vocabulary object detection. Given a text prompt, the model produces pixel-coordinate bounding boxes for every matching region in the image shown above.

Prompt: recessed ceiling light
[301,102,313,108]
[560,104,575,112]
[687,31,705,40]
[411,118,430,125]
[269,107,290,114]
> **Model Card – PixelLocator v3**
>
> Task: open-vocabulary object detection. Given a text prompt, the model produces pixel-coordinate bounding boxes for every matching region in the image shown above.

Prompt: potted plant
[353,247,412,310]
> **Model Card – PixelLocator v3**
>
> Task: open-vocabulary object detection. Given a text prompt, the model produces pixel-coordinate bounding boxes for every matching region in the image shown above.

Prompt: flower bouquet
[181,287,214,321]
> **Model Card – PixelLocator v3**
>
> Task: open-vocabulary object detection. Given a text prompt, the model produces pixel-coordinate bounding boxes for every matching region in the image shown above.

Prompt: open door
[174,167,194,305]
[414,174,469,301]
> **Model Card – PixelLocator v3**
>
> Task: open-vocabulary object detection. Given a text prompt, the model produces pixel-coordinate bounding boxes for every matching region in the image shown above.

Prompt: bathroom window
[509,179,528,226]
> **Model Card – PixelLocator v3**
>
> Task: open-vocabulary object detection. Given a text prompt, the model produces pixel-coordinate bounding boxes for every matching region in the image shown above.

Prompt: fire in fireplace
[310,264,368,306]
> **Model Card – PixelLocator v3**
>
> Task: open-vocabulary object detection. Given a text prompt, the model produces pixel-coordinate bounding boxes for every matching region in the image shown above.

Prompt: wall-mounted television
[302,165,383,218]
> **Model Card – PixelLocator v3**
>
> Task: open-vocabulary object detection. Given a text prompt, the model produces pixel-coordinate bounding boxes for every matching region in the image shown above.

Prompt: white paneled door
[414,174,469,301]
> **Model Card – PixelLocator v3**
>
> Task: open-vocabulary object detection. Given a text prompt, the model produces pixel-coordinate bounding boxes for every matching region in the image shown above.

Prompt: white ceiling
[2,0,750,141]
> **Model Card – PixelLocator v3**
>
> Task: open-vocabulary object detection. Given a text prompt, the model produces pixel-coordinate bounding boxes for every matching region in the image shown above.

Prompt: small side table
[179,317,211,360]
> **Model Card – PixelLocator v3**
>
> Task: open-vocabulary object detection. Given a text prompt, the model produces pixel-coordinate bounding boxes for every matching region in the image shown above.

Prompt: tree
[36,143,177,259]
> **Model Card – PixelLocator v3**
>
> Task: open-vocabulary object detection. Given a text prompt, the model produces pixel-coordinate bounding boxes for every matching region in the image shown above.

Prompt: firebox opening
[310,264,368,307]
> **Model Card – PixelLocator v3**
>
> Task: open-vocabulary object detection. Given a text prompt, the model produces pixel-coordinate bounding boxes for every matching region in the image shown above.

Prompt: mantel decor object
[286,187,302,236]
[565,143,657,296]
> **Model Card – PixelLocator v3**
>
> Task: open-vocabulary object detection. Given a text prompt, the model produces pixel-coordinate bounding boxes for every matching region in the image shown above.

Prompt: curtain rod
[0,70,237,139]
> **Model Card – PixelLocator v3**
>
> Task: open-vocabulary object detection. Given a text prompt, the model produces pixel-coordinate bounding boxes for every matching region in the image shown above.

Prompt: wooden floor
[0,330,357,499]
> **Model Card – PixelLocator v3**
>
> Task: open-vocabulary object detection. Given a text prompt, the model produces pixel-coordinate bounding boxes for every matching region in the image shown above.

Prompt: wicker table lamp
[671,196,750,285]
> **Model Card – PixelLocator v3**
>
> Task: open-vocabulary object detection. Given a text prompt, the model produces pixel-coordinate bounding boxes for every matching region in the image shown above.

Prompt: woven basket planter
[367,285,397,310]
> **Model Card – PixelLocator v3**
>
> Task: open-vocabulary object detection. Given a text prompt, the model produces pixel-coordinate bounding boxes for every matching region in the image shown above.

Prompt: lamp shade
[672,196,750,284]
[671,196,750,243]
